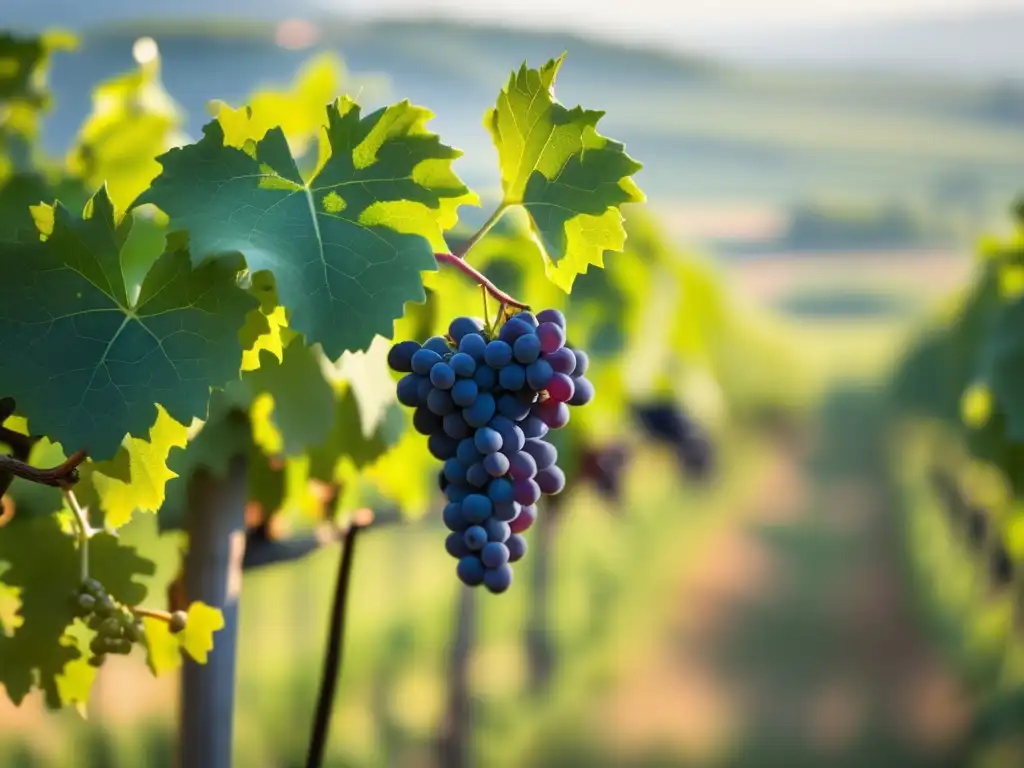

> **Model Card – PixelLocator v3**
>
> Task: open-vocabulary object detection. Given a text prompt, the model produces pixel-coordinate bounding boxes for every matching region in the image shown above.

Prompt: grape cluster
[389,309,594,594]
[632,402,715,480]
[70,579,187,666]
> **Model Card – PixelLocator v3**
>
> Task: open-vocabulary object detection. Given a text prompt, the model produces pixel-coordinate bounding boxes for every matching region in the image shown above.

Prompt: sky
[326,0,1024,45]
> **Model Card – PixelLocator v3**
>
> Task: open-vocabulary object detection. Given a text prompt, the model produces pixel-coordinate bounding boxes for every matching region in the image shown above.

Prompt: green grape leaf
[247,338,335,456]
[485,54,644,291]
[0,187,257,460]
[67,54,185,210]
[209,52,350,159]
[142,600,224,674]
[0,514,154,707]
[77,405,189,530]
[309,390,404,481]
[137,97,478,360]
[159,388,253,532]
[0,172,50,240]
[988,298,1024,443]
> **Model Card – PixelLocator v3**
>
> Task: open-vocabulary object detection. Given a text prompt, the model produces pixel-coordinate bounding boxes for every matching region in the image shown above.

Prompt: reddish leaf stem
[435,252,530,310]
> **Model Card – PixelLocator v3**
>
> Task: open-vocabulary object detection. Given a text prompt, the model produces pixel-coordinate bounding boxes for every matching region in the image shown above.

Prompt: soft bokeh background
[3,1,1024,766]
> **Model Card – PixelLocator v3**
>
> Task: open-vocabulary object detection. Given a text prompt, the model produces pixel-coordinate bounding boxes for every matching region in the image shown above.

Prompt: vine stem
[131,606,174,623]
[305,508,374,768]
[451,203,507,259]
[435,252,530,310]
[62,488,93,582]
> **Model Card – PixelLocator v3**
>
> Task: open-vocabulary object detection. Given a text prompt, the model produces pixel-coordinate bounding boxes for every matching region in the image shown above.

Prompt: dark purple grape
[484,564,513,594]
[537,322,565,354]
[443,458,468,485]
[475,427,502,455]
[423,336,451,355]
[526,359,553,390]
[416,377,433,404]
[484,452,510,477]
[536,465,566,495]
[520,415,548,440]
[498,317,534,343]
[513,477,541,506]
[493,499,521,522]
[438,469,448,492]
[449,352,477,378]
[488,477,515,504]
[484,340,513,368]
[508,450,538,480]
[510,505,536,533]
[571,348,589,377]
[447,484,471,502]
[516,388,539,405]
[449,316,484,342]
[497,424,526,455]
[484,518,511,543]
[388,340,421,372]
[427,388,455,416]
[507,534,527,563]
[524,438,557,470]
[474,365,498,389]
[499,363,527,391]
[515,311,539,327]
[443,502,467,532]
[535,308,565,329]
[464,526,488,550]
[451,379,479,408]
[463,494,493,523]
[459,333,487,360]
[414,407,442,436]
[411,348,442,375]
[430,362,456,390]
[457,556,486,586]
[428,433,458,461]
[534,400,570,429]
[513,333,541,364]
[443,412,472,440]
[466,462,490,488]
[546,347,576,375]
[457,438,482,465]
[569,376,595,406]
[481,542,510,568]
[463,392,496,428]
[446,532,471,559]
[546,373,575,403]
[497,394,532,421]
[396,374,422,407]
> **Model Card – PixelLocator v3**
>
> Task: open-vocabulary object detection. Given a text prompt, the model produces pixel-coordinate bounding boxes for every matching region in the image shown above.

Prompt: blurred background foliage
[3,1,1024,766]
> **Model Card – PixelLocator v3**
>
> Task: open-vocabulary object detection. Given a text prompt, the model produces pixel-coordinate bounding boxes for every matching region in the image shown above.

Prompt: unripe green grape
[99,618,121,637]
[113,639,133,655]
[125,622,143,643]
[90,636,109,654]
[169,611,188,634]
[83,578,104,596]
[77,593,96,613]
[96,596,117,616]
[88,654,107,668]
[87,614,105,631]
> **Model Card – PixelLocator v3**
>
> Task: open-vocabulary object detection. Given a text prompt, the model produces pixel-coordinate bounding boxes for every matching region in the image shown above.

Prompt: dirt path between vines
[593,424,973,767]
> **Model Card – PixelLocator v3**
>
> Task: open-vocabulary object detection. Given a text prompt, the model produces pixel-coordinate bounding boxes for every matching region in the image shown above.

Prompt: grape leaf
[988,298,1024,443]
[363,429,436,518]
[143,600,224,674]
[137,97,478,360]
[159,388,253,532]
[209,52,350,159]
[0,172,50,239]
[247,338,335,456]
[67,55,186,210]
[308,390,404,481]
[0,187,257,460]
[485,54,644,291]
[0,514,154,707]
[78,405,189,530]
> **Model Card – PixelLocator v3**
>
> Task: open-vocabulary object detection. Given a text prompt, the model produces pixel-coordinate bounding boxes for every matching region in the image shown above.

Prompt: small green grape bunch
[70,578,145,667]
